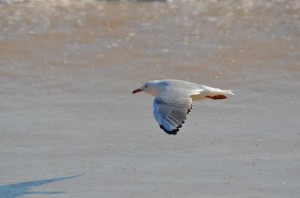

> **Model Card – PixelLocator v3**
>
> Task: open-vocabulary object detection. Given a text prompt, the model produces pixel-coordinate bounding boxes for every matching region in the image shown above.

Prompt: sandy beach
[0,0,299,197]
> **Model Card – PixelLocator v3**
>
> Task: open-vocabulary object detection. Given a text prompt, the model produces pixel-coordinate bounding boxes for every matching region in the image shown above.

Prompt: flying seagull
[132,79,234,135]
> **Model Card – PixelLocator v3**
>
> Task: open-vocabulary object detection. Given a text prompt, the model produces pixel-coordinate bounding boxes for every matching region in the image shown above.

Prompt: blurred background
[0,0,299,197]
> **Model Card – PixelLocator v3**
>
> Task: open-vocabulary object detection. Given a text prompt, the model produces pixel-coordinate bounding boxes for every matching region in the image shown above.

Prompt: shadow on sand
[0,175,81,198]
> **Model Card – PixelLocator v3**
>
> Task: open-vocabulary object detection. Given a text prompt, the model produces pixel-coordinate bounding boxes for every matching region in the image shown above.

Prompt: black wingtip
[159,104,192,135]
[187,104,193,114]
[159,125,179,135]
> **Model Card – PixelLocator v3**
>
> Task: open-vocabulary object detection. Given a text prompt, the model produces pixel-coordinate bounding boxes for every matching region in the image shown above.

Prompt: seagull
[132,79,234,135]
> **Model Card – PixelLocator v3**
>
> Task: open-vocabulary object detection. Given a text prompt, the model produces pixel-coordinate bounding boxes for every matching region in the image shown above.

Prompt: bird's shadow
[0,175,81,198]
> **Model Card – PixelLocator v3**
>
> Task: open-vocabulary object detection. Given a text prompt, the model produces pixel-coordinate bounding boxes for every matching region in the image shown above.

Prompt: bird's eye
[145,85,148,88]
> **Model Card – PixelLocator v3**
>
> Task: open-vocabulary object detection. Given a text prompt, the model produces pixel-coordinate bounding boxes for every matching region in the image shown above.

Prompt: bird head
[132,81,164,97]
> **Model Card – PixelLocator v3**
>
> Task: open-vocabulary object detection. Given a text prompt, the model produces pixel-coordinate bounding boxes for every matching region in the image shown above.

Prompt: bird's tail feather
[223,89,235,95]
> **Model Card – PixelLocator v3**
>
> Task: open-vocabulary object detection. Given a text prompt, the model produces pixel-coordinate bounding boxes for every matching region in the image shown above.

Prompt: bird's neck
[146,86,165,97]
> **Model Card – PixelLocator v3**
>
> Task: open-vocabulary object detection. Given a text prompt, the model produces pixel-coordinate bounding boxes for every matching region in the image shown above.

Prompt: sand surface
[0,1,300,197]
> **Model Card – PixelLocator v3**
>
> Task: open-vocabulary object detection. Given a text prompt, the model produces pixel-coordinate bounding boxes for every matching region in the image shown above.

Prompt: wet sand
[0,1,300,197]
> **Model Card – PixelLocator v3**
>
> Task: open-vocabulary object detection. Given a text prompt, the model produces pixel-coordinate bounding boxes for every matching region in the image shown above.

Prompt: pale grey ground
[0,1,300,198]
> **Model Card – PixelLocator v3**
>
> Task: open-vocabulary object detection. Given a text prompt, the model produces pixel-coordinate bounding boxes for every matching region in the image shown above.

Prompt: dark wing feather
[153,88,193,135]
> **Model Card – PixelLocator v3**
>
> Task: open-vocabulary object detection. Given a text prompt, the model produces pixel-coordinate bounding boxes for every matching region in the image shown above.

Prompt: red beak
[132,88,143,94]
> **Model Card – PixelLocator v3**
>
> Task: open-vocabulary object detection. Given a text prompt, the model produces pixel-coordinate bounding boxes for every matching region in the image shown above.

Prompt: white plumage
[132,79,234,135]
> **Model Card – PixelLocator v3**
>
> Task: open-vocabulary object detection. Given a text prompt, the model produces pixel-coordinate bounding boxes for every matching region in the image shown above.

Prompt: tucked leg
[206,95,227,100]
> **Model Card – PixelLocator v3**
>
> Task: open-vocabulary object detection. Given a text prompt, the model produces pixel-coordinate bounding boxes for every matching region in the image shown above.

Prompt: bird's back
[161,79,203,91]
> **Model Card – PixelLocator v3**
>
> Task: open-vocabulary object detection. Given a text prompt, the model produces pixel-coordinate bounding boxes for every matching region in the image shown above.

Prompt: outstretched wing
[153,88,193,135]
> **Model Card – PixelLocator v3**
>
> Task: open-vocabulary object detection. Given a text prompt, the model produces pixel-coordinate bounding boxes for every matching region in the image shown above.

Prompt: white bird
[132,79,234,135]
